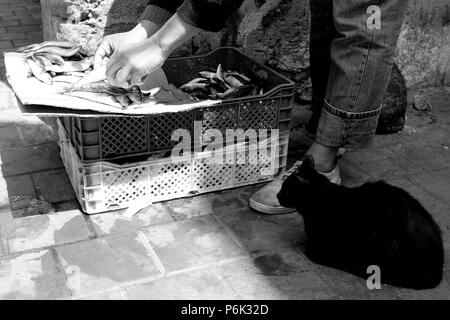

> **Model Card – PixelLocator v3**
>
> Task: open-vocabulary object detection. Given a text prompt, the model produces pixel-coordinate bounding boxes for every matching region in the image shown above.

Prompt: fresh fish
[224,74,244,88]
[33,54,52,68]
[45,58,92,73]
[53,75,84,84]
[225,71,251,83]
[17,41,76,53]
[128,85,143,103]
[199,71,216,79]
[208,81,229,93]
[62,81,143,98]
[216,64,225,82]
[61,71,86,77]
[26,45,81,58]
[179,78,208,92]
[62,81,120,95]
[35,53,65,66]
[27,58,52,85]
[115,95,131,108]
[190,88,210,100]
[218,84,257,100]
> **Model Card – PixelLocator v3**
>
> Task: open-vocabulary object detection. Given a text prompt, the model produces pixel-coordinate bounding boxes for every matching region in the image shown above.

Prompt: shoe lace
[282,160,302,179]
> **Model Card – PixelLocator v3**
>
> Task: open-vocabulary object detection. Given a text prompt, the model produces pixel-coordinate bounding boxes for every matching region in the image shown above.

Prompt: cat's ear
[302,155,315,170]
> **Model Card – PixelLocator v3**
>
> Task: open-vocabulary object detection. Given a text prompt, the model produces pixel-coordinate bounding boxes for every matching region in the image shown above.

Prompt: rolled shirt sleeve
[144,0,244,32]
[140,0,183,25]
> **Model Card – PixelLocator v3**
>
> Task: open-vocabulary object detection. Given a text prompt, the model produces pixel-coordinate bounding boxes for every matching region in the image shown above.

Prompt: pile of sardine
[179,64,262,100]
[17,41,146,108]
[17,41,94,85]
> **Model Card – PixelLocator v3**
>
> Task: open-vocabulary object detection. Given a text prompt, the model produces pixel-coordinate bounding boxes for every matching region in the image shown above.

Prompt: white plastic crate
[57,119,289,214]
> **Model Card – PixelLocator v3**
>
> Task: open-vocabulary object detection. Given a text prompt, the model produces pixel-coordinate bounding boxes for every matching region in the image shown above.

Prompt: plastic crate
[57,119,288,214]
[62,47,294,162]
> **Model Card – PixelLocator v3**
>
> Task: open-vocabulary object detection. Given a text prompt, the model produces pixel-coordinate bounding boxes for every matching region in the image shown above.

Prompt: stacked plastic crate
[57,48,295,214]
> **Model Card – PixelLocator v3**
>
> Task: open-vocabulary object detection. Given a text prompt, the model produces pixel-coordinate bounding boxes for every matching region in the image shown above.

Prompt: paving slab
[406,169,450,207]
[54,231,162,297]
[88,203,174,237]
[143,215,246,273]
[316,265,400,300]
[164,194,216,221]
[392,143,450,172]
[0,249,70,299]
[0,174,36,212]
[0,210,92,254]
[0,126,21,149]
[215,251,335,300]
[214,207,306,255]
[18,120,59,146]
[0,143,63,177]
[209,185,257,216]
[32,169,76,203]
[123,267,239,300]
[343,147,424,180]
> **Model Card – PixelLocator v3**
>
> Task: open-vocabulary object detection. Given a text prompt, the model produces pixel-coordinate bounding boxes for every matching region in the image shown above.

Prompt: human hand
[105,14,200,89]
[93,20,160,69]
[105,39,167,88]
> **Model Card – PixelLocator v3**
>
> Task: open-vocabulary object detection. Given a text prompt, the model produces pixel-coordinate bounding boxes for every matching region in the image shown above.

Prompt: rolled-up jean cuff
[315,99,382,148]
[139,5,173,25]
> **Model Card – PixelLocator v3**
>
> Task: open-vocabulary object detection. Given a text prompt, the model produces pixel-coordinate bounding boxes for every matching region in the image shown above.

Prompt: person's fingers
[93,39,113,69]
[130,72,146,87]
[105,53,124,86]
[112,65,133,88]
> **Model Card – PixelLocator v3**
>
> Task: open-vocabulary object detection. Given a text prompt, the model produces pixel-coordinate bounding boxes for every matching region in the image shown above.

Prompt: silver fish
[17,41,76,54]
[35,53,65,66]
[46,58,92,73]
[225,71,251,83]
[27,58,52,85]
[224,75,244,88]
[33,54,52,68]
[52,75,83,84]
[199,71,216,79]
[26,45,81,58]
[179,78,208,92]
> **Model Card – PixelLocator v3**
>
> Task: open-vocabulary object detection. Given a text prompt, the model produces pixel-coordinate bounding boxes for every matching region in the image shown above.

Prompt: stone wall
[41,0,450,89]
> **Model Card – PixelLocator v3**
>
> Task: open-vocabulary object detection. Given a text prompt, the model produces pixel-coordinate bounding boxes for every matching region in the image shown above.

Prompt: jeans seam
[323,99,382,119]
[343,118,349,146]
[350,28,374,110]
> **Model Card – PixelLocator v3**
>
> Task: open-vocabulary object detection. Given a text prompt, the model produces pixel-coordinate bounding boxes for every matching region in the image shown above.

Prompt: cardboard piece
[4,52,221,118]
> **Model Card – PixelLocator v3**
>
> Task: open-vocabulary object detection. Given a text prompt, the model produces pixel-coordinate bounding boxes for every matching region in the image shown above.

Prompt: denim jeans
[305,0,410,148]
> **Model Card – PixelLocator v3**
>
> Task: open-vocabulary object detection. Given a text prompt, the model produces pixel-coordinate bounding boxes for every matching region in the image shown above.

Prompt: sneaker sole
[249,198,297,215]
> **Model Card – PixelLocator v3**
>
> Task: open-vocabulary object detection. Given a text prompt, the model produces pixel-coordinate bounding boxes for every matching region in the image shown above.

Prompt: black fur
[277,156,444,289]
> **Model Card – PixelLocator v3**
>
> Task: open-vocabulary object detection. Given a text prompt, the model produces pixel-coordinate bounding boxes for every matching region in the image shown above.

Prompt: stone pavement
[1,0,450,300]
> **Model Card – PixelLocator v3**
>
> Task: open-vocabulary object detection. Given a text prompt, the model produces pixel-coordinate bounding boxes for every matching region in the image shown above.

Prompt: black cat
[277,156,444,290]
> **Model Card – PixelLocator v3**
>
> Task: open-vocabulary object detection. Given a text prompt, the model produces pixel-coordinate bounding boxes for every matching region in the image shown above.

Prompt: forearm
[127,20,161,41]
[153,13,200,57]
